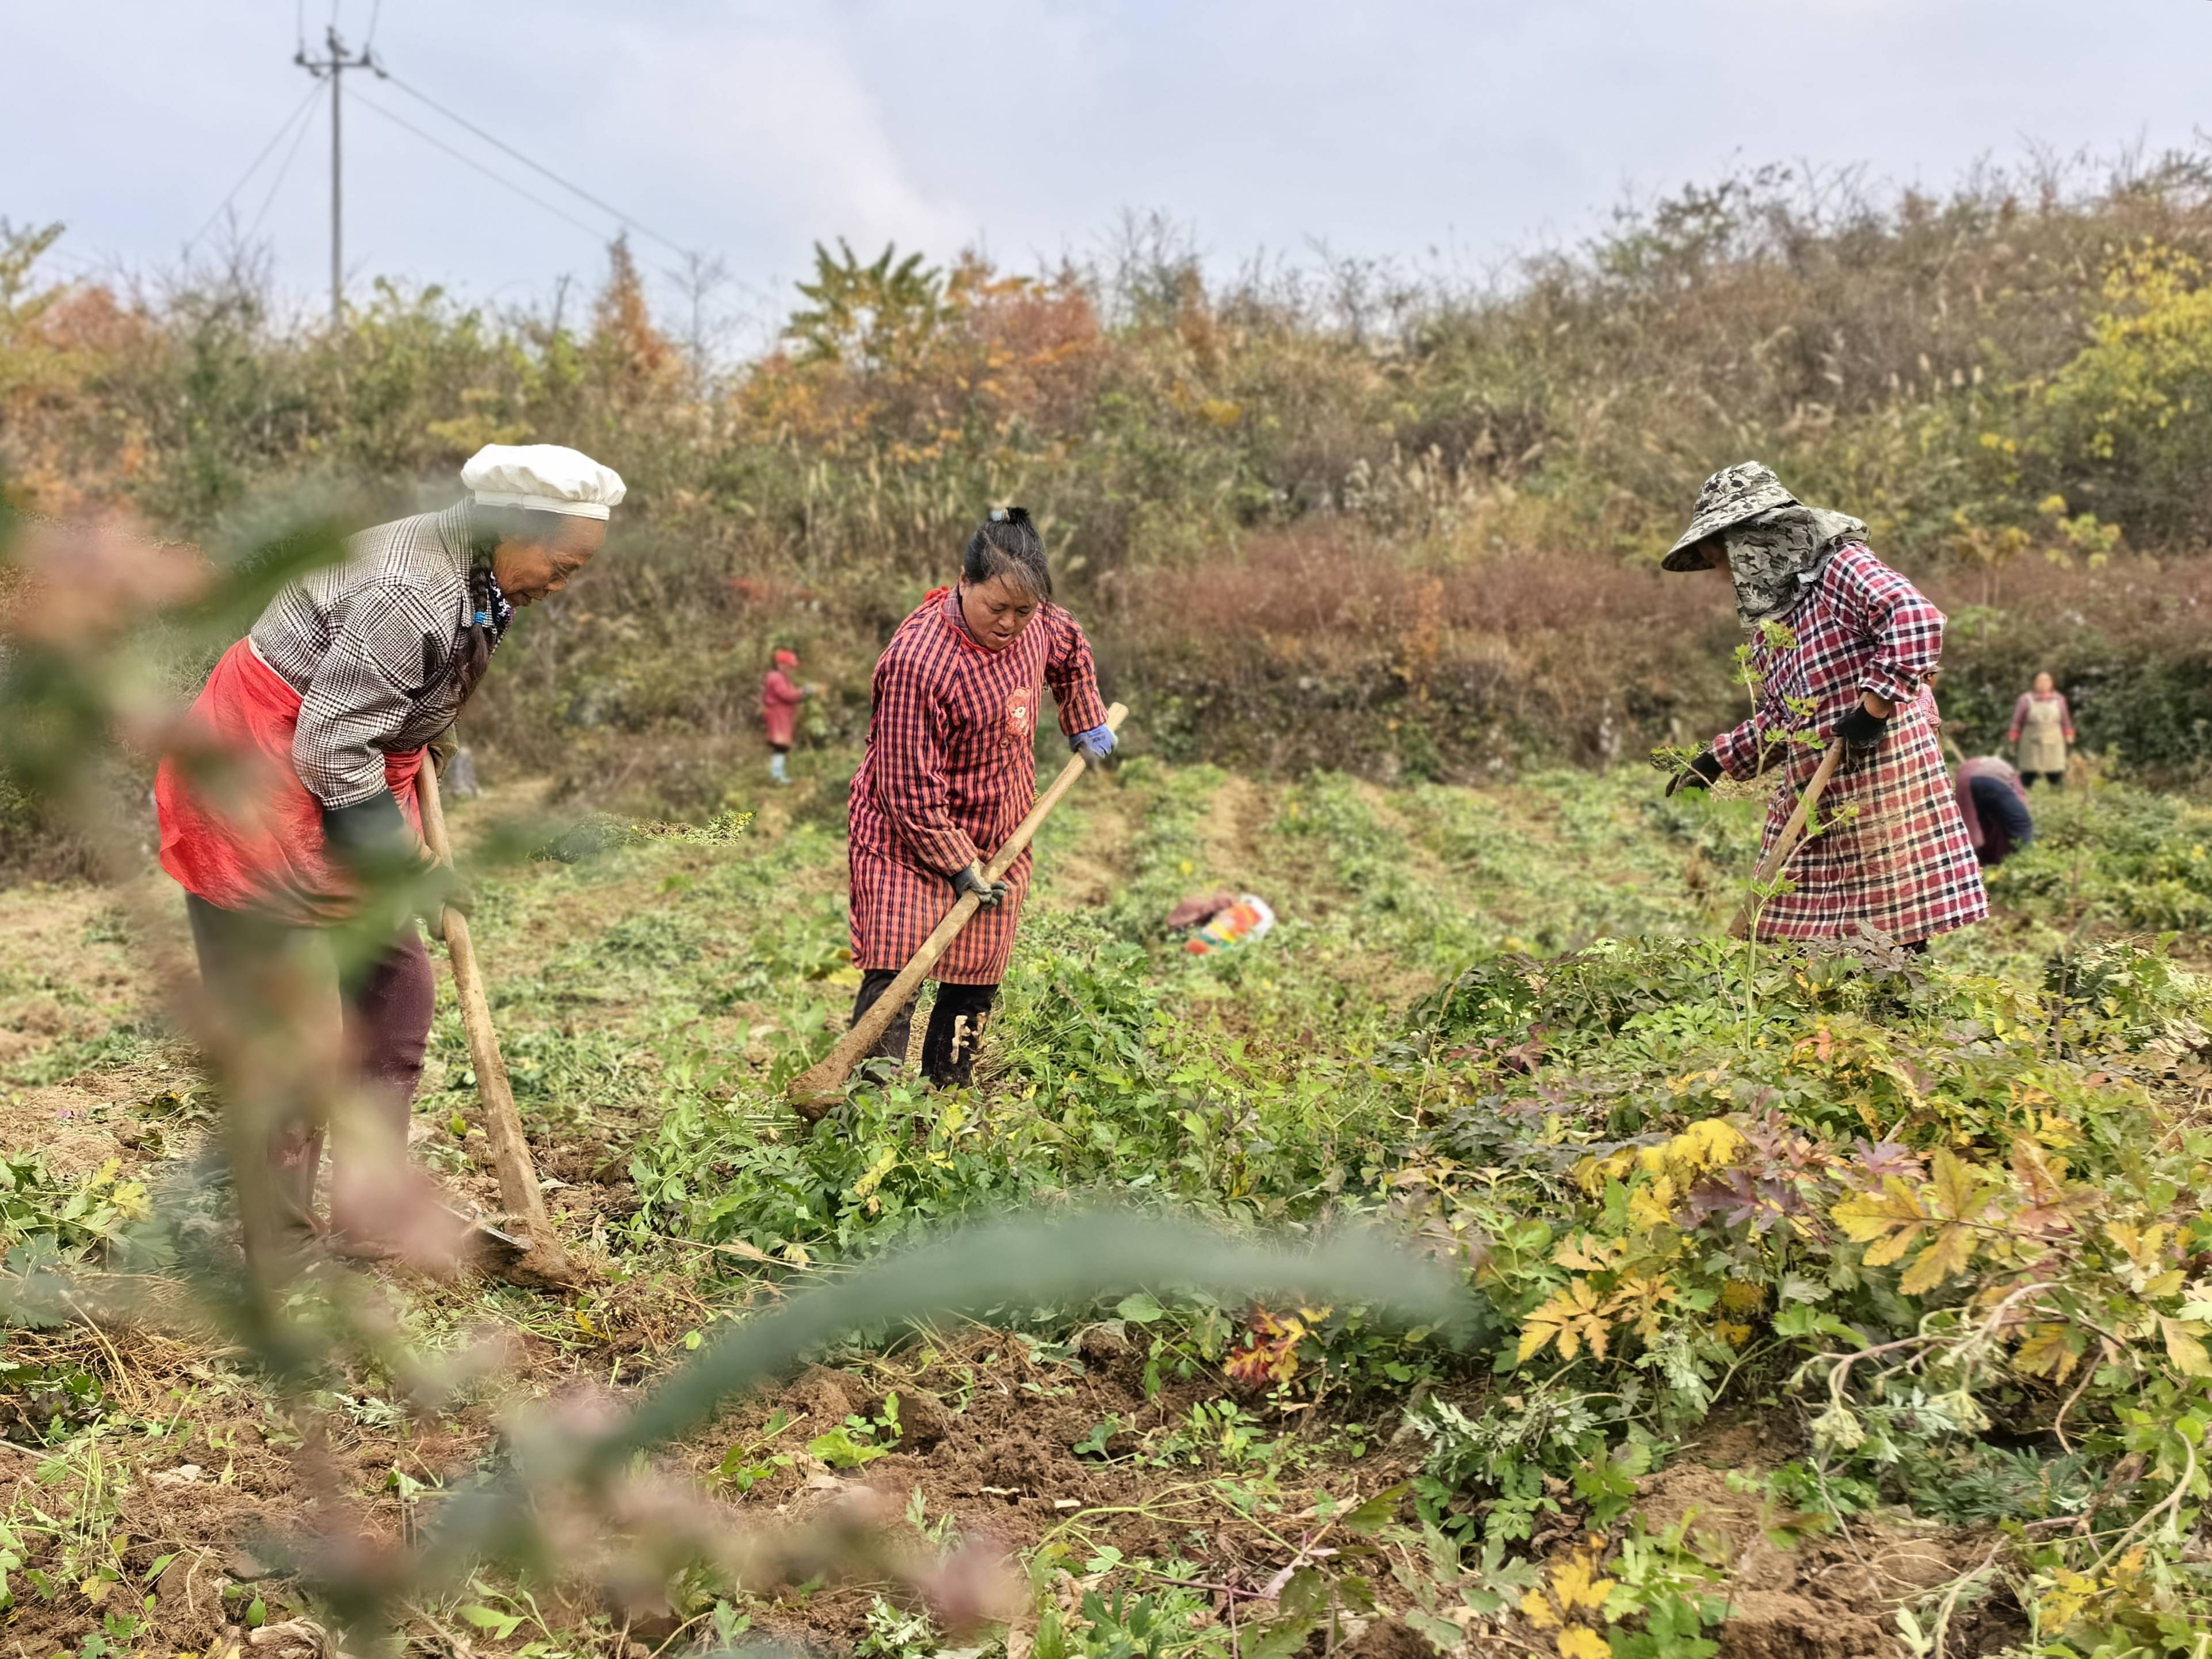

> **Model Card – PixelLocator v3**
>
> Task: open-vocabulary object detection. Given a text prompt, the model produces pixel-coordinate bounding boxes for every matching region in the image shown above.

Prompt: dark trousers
[185,895,433,1250]
[851,969,999,1090]
[2020,771,2064,789]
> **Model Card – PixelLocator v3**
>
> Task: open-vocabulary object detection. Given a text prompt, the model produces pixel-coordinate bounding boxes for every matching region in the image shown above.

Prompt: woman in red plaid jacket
[1662,463,1987,947]
[846,508,1113,1088]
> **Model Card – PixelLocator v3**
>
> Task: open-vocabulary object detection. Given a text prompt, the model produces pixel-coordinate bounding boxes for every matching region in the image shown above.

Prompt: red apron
[156,640,426,926]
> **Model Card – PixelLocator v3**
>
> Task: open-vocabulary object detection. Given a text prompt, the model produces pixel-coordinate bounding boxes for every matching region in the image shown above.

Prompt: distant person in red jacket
[761,648,813,785]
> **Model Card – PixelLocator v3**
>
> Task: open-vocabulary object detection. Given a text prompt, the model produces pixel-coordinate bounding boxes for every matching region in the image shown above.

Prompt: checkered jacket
[249,502,498,809]
[847,587,1107,983]
[1710,545,1986,942]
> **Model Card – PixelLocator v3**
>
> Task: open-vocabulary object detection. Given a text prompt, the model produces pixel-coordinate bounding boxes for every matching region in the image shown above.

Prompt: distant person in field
[155,444,624,1271]
[846,507,1113,1090]
[2008,671,2075,788]
[761,647,814,786]
[1954,756,2035,868]
[1661,461,1987,950]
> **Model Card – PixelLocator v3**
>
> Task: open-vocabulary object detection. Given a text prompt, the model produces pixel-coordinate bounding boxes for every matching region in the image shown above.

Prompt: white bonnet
[460,444,627,520]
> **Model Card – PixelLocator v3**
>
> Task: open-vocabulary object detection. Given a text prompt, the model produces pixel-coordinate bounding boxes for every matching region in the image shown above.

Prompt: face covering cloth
[1717,506,1869,632]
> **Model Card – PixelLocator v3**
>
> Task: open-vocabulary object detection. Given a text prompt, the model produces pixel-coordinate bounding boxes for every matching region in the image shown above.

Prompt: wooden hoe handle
[787,702,1128,1117]
[417,763,578,1286]
[1727,740,1846,942]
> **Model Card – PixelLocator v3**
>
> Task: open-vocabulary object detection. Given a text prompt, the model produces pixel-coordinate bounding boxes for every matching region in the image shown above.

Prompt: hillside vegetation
[6,148,2212,853]
[3,743,2212,1656]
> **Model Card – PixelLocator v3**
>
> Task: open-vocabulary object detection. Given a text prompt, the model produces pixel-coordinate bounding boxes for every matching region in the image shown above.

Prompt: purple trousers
[185,894,434,1245]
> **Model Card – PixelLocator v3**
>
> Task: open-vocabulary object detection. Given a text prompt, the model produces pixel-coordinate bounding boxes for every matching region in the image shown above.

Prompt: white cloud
[6,0,2212,315]
[598,11,973,267]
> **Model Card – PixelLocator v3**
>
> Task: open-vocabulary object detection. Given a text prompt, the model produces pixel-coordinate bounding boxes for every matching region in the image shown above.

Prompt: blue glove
[1072,724,1117,765]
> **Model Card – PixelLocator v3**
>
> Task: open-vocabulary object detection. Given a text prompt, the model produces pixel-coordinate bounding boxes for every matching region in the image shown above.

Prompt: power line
[363,0,383,51]
[295,25,378,329]
[246,78,327,245]
[379,70,696,260]
[349,87,621,246]
[181,79,327,256]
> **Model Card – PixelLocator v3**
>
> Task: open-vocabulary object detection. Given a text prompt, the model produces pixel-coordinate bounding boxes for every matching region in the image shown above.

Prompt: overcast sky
[9,1,2209,348]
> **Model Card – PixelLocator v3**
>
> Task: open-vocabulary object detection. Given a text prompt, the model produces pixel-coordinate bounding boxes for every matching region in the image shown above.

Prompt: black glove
[1666,752,1725,796]
[392,850,473,928]
[951,862,1012,911]
[322,794,471,922]
[322,792,414,873]
[1836,703,1892,755]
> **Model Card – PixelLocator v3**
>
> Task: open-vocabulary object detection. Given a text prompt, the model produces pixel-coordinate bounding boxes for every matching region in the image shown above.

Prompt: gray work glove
[951,862,1011,911]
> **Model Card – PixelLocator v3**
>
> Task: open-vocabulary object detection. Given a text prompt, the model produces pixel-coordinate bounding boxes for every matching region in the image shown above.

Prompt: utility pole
[295,25,381,331]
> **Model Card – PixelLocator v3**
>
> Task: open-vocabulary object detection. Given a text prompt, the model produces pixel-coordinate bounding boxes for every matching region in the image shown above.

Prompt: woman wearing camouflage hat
[1663,462,1986,948]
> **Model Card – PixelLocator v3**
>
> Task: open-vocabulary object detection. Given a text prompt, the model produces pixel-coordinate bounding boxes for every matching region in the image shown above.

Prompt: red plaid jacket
[847,588,1107,983]
[1711,544,1942,780]
[1710,545,1986,943]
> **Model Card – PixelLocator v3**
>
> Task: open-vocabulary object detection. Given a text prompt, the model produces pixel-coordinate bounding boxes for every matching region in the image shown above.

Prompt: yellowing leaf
[1548,1551,1616,1613]
[1834,1152,1996,1297]
[2012,1322,2081,1382]
[1520,1585,1561,1630]
[1833,1178,1930,1265]
[1898,1222,1977,1296]
[1558,1627,1611,1659]
[2106,1220,2172,1272]
[849,1146,898,1204]
[1576,1148,1635,1194]
[1604,1272,1680,1343]
[1627,1176,1678,1232]
[1718,1279,1766,1314]
[1927,1149,1994,1225]
[1553,1233,1625,1272]
[1519,1279,1612,1363]
[2161,1316,2212,1378]
[1667,1118,1746,1175]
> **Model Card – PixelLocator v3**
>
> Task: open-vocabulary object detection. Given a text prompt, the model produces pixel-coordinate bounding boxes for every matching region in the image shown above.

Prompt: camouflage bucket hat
[1662,461,1801,571]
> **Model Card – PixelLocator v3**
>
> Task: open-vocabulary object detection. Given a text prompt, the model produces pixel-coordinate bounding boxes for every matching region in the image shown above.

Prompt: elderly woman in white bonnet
[154,444,624,1272]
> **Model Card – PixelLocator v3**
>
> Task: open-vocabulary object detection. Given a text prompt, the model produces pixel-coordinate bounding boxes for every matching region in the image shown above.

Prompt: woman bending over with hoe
[846,507,1113,1090]
[1661,462,1986,950]
[156,444,623,1271]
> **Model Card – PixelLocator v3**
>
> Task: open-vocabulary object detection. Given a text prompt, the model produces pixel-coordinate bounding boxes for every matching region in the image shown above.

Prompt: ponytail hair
[456,506,544,705]
[963,506,1052,601]
[448,559,499,703]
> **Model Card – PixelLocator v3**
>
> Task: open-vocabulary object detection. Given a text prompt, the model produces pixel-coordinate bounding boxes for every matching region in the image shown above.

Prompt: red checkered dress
[848,587,1108,984]
[1710,545,1988,944]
